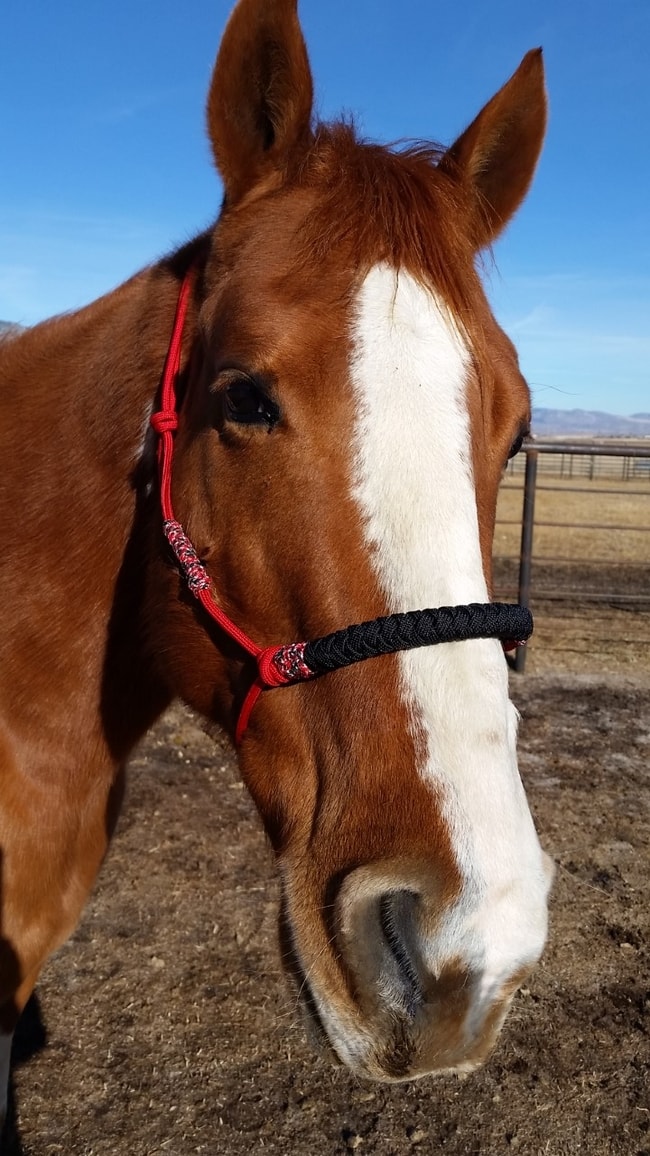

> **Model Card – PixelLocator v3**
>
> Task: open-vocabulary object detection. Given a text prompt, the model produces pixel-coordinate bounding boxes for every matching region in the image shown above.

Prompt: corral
[495,441,650,676]
[4,466,649,1155]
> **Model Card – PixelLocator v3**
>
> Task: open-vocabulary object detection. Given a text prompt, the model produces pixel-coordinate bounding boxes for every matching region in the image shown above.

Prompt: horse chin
[278,881,528,1084]
[288,956,513,1084]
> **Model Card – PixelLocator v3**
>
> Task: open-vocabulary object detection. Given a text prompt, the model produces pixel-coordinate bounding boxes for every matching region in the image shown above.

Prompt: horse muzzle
[279,859,550,1082]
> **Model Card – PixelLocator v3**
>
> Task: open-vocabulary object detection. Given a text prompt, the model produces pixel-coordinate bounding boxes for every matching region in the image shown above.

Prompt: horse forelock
[205,121,500,417]
[299,125,475,278]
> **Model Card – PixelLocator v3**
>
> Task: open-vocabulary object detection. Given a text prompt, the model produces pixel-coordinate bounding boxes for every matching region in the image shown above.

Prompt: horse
[0,0,554,1130]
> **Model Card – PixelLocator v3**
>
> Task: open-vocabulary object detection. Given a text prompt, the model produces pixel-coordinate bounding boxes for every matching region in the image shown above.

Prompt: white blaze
[349,264,549,989]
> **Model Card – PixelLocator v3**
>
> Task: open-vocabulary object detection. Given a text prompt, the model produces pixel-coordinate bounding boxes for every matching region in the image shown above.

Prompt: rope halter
[151,272,532,744]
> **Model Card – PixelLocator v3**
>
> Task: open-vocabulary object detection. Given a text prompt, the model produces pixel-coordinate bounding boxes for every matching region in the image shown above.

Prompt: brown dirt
[5,636,650,1154]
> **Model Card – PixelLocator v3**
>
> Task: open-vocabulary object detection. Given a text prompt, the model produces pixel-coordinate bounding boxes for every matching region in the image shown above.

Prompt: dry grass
[495,474,650,565]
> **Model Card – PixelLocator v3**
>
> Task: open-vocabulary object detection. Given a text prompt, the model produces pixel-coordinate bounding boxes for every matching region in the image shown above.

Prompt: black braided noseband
[303,602,532,674]
[265,602,532,686]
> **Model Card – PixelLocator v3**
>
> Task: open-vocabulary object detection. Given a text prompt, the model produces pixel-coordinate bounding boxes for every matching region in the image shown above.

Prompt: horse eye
[507,431,527,460]
[223,379,280,429]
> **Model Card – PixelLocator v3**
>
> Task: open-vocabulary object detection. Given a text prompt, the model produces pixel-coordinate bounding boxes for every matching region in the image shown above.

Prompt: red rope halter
[150,272,291,742]
[150,272,531,745]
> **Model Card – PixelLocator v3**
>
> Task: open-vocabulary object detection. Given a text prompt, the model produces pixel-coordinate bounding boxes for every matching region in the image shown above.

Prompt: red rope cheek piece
[150,272,306,745]
[151,272,259,657]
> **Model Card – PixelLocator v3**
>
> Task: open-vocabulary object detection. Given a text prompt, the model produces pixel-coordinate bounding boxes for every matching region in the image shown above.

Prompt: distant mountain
[0,321,22,337]
[532,407,650,437]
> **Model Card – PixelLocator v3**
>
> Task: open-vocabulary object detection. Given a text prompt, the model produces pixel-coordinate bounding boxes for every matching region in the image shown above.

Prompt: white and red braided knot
[163,520,211,593]
[257,642,316,688]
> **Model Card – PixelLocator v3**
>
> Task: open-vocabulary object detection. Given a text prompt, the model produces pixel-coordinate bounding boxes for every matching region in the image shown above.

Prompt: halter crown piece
[151,272,533,744]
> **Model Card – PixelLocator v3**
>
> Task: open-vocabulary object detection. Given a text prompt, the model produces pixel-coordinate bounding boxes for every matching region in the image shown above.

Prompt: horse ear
[439,49,547,249]
[207,0,314,206]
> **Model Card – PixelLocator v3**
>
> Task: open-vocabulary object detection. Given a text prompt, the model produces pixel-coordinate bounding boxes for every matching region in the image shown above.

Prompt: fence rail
[495,439,650,671]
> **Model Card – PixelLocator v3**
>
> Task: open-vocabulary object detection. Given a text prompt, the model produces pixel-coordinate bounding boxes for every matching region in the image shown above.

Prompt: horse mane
[293,122,483,328]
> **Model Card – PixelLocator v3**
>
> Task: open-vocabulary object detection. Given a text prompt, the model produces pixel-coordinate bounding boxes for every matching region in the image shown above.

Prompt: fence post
[515,448,538,673]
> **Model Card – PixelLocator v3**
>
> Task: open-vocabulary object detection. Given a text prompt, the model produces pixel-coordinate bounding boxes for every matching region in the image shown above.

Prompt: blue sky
[2,0,648,415]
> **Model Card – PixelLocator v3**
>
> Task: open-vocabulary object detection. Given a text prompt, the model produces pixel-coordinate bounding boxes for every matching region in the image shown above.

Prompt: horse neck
[0,252,200,759]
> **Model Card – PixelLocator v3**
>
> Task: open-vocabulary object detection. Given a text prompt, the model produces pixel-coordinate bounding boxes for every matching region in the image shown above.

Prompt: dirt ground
[5,631,650,1154]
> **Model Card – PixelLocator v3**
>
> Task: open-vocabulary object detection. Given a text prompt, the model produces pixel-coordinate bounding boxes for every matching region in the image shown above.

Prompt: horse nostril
[378,890,424,1017]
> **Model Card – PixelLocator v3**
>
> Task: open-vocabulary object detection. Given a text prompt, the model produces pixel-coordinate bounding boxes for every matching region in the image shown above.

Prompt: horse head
[154,0,553,1081]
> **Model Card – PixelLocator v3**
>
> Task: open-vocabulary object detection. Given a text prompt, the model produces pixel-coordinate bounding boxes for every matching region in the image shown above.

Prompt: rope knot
[150,410,178,435]
[257,642,315,688]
